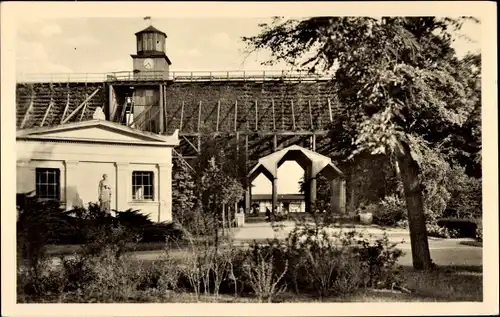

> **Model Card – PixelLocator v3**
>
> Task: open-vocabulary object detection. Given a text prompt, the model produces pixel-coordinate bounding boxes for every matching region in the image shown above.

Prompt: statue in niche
[98,174,112,213]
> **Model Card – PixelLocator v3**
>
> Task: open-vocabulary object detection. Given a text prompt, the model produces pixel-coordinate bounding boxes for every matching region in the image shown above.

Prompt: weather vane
[144,16,152,26]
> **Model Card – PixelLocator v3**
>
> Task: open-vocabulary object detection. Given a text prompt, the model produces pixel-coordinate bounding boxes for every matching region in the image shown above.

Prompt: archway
[248,145,346,215]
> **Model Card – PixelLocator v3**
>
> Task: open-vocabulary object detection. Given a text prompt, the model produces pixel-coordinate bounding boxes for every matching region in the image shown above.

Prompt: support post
[273,135,277,152]
[327,98,333,124]
[61,91,70,124]
[291,100,296,130]
[234,100,238,131]
[179,101,184,131]
[197,100,202,132]
[308,100,314,130]
[20,93,35,129]
[164,85,168,133]
[236,132,240,156]
[79,92,89,122]
[310,176,317,213]
[255,99,258,131]
[245,185,251,215]
[222,204,226,236]
[159,84,164,133]
[108,84,116,120]
[62,88,101,124]
[271,98,276,131]
[272,177,278,217]
[312,134,316,151]
[216,100,221,132]
[40,91,54,127]
[330,178,347,215]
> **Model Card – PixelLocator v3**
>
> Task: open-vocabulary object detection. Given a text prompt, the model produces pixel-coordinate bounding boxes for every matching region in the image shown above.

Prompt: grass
[398,265,482,302]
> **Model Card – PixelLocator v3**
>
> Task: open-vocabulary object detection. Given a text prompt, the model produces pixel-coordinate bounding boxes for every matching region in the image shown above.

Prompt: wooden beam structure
[159,84,164,133]
[255,99,258,131]
[179,101,184,131]
[216,100,221,132]
[327,98,333,124]
[234,100,238,131]
[61,91,71,124]
[308,100,314,130]
[271,98,276,131]
[163,85,168,132]
[179,130,330,137]
[197,100,202,132]
[79,92,89,122]
[20,92,35,129]
[62,88,101,124]
[182,135,200,153]
[40,90,54,127]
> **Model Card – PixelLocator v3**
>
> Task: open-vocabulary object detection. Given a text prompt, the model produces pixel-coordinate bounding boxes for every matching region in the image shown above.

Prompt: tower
[107,22,170,134]
[131,24,172,79]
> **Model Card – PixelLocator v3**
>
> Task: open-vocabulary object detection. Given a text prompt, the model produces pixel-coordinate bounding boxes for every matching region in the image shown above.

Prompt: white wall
[17,137,174,222]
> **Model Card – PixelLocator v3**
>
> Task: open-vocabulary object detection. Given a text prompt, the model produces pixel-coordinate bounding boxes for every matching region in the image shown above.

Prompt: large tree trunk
[395,142,433,270]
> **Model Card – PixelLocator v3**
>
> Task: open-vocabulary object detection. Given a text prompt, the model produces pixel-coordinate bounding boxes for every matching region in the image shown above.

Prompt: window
[35,168,60,200]
[132,171,154,200]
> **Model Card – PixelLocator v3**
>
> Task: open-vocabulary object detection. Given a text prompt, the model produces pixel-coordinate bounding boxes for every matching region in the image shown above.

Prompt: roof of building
[248,144,344,180]
[16,118,180,146]
[135,25,167,37]
[253,194,305,201]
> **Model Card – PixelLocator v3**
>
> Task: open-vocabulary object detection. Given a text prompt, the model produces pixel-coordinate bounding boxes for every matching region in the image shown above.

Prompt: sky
[15,15,481,195]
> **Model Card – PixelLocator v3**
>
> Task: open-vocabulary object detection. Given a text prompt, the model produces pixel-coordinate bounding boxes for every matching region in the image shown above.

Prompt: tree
[172,160,197,226]
[194,133,246,245]
[243,17,480,270]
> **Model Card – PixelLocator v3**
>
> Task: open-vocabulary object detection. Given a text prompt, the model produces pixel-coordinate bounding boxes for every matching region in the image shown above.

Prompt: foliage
[357,195,408,227]
[172,160,197,226]
[243,16,481,270]
[436,218,478,238]
[243,249,288,303]
[475,223,483,242]
[16,192,68,290]
[426,223,459,239]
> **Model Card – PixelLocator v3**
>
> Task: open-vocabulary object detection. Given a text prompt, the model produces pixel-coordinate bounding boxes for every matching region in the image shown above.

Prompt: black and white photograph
[1,1,498,316]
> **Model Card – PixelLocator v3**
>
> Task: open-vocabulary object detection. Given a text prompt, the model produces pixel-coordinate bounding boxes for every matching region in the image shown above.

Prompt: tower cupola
[135,25,168,56]
[131,21,171,75]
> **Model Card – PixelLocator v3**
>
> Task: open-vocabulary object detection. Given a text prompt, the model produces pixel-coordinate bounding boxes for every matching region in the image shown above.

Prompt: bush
[475,224,483,242]
[426,223,459,238]
[436,218,478,238]
[243,248,288,303]
[246,223,404,299]
[365,195,408,227]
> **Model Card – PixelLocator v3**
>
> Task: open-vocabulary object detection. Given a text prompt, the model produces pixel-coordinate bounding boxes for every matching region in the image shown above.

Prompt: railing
[17,70,334,83]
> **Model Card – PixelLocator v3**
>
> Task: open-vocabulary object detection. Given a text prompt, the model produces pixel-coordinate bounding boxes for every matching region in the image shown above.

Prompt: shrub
[436,218,478,238]
[426,222,459,238]
[368,195,408,227]
[475,224,483,242]
[16,192,68,289]
[243,247,288,303]
[355,233,404,289]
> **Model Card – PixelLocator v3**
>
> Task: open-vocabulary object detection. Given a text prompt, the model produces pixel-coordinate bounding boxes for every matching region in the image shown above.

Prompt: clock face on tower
[143,58,154,70]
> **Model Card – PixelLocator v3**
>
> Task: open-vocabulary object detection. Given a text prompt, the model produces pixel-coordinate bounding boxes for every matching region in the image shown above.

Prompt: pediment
[17,120,179,145]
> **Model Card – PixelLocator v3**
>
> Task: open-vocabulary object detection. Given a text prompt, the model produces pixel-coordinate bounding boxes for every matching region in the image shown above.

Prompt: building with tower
[15,21,347,222]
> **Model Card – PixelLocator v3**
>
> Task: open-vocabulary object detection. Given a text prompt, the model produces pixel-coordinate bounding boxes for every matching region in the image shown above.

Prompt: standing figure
[265,207,271,222]
[98,174,112,213]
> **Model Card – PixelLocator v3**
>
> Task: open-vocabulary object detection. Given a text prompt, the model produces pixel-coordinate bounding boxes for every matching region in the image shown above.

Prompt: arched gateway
[248,145,346,215]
